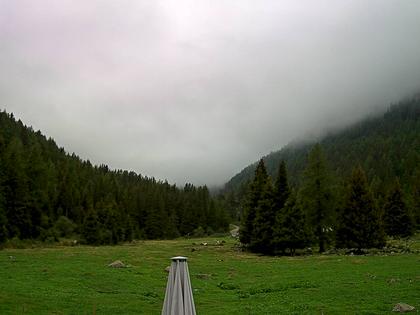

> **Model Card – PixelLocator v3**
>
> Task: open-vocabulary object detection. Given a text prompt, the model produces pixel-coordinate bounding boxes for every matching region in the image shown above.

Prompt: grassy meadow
[0,236,419,314]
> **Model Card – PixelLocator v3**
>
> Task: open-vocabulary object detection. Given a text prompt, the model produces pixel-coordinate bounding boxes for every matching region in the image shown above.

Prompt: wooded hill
[223,97,420,224]
[0,112,229,245]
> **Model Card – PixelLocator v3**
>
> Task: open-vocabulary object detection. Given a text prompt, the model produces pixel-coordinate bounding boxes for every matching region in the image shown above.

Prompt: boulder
[195,273,211,280]
[392,303,416,312]
[108,260,126,268]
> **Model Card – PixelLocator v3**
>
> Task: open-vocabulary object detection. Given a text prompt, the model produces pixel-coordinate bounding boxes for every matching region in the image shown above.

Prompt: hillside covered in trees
[0,111,229,245]
[223,97,420,224]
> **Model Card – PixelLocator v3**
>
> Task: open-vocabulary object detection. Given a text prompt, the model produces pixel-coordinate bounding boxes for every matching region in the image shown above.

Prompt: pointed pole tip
[171,256,188,261]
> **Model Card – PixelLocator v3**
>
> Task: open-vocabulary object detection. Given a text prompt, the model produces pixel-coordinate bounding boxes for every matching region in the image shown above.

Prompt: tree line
[240,144,418,255]
[225,98,420,229]
[0,111,229,245]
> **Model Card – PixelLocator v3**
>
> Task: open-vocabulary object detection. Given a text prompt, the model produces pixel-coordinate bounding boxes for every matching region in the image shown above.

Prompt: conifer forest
[232,98,419,254]
[0,111,229,245]
[2,3,420,314]
[0,98,418,251]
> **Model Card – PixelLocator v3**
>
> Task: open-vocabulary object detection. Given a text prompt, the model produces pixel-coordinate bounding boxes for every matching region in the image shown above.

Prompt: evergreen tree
[272,192,310,255]
[25,143,48,238]
[224,98,420,215]
[250,180,274,254]
[82,209,101,245]
[413,170,420,228]
[336,166,385,249]
[0,170,7,243]
[144,199,171,239]
[239,159,270,246]
[97,200,122,244]
[0,110,230,244]
[3,138,32,239]
[0,206,7,243]
[0,138,8,243]
[299,144,334,253]
[273,160,290,212]
[124,214,134,242]
[383,179,414,238]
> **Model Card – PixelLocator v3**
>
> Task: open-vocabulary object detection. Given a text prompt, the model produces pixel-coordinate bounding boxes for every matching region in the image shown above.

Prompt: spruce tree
[0,110,236,244]
[250,180,274,254]
[0,135,8,243]
[3,138,32,239]
[383,179,414,238]
[0,207,7,243]
[144,198,175,239]
[413,170,420,228]
[97,200,121,244]
[82,209,101,245]
[271,160,294,254]
[299,144,333,253]
[26,143,48,238]
[273,160,290,212]
[0,176,7,243]
[239,159,270,246]
[336,166,385,249]
[272,192,309,255]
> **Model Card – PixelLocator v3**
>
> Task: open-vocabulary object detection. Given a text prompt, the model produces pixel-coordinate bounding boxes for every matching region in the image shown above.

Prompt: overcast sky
[1,1,420,186]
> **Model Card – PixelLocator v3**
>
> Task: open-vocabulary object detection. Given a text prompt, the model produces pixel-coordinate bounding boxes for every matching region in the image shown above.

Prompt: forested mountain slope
[0,112,228,245]
[224,97,420,204]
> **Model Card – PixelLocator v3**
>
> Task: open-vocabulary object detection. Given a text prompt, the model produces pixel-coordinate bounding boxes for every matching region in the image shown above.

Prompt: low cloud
[1,1,420,185]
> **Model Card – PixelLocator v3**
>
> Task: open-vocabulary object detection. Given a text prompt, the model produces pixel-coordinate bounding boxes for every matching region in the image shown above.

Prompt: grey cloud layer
[1,1,420,185]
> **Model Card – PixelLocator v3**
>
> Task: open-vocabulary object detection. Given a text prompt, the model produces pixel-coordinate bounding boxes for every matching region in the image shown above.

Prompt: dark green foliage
[81,209,101,245]
[241,159,307,255]
[3,138,32,239]
[225,98,419,255]
[412,170,420,227]
[299,144,334,253]
[272,192,310,255]
[0,148,8,243]
[250,181,274,254]
[96,200,123,244]
[336,166,385,249]
[0,110,229,244]
[239,159,270,246]
[383,179,414,238]
[224,98,420,206]
[273,160,289,211]
[0,190,7,243]
[53,216,76,238]
[144,200,174,240]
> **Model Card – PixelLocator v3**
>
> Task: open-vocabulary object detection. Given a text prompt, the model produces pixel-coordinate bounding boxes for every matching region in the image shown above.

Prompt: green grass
[0,237,419,314]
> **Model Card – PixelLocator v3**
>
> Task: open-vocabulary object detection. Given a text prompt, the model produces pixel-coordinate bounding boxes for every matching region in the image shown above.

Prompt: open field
[0,237,419,314]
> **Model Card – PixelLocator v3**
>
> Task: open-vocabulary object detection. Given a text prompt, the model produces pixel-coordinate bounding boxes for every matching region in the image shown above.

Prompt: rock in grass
[108,260,126,268]
[165,266,171,273]
[195,273,211,280]
[392,303,415,312]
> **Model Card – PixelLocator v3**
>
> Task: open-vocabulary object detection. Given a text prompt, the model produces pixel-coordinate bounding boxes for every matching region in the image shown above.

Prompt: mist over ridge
[2,1,420,186]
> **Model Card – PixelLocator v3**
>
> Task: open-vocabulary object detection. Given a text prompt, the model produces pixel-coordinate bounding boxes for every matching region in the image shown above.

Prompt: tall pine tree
[299,144,334,253]
[3,138,32,239]
[82,208,101,245]
[383,179,414,238]
[250,180,274,254]
[273,160,290,212]
[272,191,310,255]
[412,169,420,228]
[240,159,270,246]
[0,135,8,243]
[336,166,385,249]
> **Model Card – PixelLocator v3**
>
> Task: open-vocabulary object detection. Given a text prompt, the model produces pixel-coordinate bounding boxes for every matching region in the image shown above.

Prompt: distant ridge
[0,110,229,245]
[224,97,420,196]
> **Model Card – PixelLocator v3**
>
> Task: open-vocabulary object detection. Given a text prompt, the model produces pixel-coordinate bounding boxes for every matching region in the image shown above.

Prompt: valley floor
[0,236,419,314]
